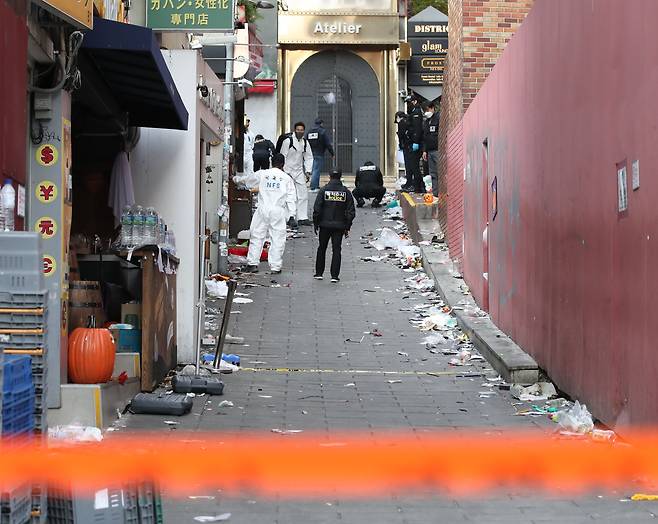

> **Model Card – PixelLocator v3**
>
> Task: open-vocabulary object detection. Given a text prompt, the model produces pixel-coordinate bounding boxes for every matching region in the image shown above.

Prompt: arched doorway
[291,50,380,176]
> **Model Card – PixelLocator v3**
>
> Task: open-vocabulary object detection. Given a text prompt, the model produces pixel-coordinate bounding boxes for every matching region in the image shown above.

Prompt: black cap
[330,169,342,179]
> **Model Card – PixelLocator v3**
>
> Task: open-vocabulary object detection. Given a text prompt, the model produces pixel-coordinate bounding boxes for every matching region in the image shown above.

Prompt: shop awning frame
[81,18,189,130]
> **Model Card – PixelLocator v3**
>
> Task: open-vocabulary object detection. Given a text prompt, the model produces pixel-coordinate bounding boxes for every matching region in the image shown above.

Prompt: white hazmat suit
[243,130,255,178]
[245,167,297,271]
[280,135,313,221]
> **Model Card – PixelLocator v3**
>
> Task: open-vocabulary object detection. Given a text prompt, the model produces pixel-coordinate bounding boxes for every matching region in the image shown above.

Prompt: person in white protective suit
[242,154,296,274]
[243,118,255,178]
[279,121,314,228]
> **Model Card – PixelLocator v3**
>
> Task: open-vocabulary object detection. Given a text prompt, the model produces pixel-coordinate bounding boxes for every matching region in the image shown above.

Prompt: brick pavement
[121,201,658,523]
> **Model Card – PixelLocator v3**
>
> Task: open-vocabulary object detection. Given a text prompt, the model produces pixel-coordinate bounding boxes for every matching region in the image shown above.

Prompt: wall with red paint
[0,0,27,229]
[461,0,658,427]
[446,122,464,270]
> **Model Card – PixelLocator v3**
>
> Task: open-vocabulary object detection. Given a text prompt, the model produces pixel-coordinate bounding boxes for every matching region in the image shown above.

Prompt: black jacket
[313,179,356,231]
[253,138,275,159]
[306,126,335,157]
[396,115,413,150]
[355,164,384,188]
[407,105,424,145]
[422,112,440,152]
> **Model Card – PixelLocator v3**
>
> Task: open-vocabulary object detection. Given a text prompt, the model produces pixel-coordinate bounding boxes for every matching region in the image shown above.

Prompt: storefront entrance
[291,50,380,176]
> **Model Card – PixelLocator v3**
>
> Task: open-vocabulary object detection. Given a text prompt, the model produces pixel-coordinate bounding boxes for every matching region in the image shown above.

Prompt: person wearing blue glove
[402,94,426,193]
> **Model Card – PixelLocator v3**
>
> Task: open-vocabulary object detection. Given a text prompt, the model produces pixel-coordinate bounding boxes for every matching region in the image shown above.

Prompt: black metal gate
[317,75,352,174]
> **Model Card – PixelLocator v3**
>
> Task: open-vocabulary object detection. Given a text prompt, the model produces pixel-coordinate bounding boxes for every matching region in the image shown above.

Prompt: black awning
[81,18,188,130]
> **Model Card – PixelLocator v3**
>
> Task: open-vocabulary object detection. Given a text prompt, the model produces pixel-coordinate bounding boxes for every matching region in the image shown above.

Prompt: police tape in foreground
[1,431,658,496]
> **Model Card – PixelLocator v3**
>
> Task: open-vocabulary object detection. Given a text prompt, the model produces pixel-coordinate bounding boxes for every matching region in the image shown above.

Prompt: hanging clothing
[108,151,135,227]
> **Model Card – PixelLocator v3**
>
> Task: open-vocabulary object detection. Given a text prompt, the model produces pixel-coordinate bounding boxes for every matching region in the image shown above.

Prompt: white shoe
[309,188,319,193]
[331,278,340,283]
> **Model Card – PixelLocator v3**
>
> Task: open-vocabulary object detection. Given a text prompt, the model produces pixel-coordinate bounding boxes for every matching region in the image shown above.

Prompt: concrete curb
[399,192,540,384]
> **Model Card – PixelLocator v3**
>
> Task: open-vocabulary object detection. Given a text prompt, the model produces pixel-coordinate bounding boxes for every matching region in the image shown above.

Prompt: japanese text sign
[146,0,234,31]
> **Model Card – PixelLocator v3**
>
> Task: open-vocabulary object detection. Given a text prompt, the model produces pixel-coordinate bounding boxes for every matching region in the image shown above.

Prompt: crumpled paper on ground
[510,382,558,402]
[205,280,228,299]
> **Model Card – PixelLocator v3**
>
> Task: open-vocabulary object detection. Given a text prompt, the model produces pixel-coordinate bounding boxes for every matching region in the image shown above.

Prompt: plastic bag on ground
[372,228,410,251]
[49,425,103,443]
[554,401,594,434]
[420,312,458,331]
[227,254,248,265]
[205,279,228,298]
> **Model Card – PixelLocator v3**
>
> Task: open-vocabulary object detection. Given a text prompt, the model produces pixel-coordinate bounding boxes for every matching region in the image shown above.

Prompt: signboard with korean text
[146,0,234,31]
[36,0,93,29]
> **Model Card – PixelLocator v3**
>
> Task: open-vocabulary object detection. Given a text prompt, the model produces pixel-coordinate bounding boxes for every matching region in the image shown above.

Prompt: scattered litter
[397,351,409,357]
[163,421,179,426]
[370,329,383,337]
[194,514,231,522]
[205,280,228,299]
[554,401,594,434]
[49,425,103,443]
[344,383,356,387]
[510,382,557,402]
[371,228,411,251]
[258,395,272,399]
[631,494,658,502]
[387,380,402,384]
[189,496,216,500]
[218,401,234,408]
[271,429,303,435]
[591,429,616,443]
[346,336,365,344]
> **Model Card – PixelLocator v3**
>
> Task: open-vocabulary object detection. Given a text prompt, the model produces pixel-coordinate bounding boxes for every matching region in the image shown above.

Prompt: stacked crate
[0,233,48,524]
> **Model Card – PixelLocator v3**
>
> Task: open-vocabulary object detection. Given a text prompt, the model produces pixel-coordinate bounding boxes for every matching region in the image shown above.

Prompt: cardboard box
[121,303,142,327]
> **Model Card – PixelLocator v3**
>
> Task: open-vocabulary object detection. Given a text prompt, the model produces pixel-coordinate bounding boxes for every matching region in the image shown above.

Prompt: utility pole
[217,37,237,275]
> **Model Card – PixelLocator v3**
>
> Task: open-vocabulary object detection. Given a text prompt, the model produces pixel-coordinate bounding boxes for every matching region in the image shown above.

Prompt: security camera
[237,78,253,88]
[197,85,209,97]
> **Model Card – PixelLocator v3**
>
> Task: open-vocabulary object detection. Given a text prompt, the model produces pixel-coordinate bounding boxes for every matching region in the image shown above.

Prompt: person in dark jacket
[353,161,386,208]
[395,111,413,191]
[404,94,425,193]
[422,101,440,197]
[313,169,356,283]
[306,118,335,192]
[252,134,275,171]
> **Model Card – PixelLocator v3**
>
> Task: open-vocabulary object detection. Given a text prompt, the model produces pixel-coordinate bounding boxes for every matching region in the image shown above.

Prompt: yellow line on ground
[241,367,477,377]
[401,191,417,207]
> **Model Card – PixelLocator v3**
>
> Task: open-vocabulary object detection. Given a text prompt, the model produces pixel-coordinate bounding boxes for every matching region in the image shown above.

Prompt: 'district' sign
[146,0,234,31]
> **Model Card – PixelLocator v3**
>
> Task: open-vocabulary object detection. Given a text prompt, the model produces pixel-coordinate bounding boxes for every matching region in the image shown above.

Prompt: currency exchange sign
[146,0,233,31]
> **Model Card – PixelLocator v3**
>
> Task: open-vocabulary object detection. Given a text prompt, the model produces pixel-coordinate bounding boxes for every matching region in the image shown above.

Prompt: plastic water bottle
[121,205,133,247]
[0,188,5,231]
[157,217,165,246]
[144,207,157,245]
[1,179,16,232]
[132,206,145,246]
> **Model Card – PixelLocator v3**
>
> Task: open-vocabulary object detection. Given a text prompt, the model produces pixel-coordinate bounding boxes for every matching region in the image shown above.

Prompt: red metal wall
[446,121,464,270]
[0,0,27,230]
[461,0,658,428]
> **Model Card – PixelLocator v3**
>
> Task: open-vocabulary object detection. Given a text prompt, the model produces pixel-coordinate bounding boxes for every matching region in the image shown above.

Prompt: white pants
[244,154,254,178]
[293,179,309,221]
[246,209,287,271]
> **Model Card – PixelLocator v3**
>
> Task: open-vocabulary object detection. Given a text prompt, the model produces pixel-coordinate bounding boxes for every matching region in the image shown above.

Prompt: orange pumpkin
[68,316,116,384]
[423,193,434,204]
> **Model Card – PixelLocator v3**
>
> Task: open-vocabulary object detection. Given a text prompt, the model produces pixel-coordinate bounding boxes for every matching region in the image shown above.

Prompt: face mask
[424,112,433,119]
[295,131,304,139]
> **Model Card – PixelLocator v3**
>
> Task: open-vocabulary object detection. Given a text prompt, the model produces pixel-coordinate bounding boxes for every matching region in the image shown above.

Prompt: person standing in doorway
[313,169,356,283]
[243,154,296,275]
[280,122,314,227]
[253,134,275,172]
[403,94,425,193]
[353,161,386,208]
[422,101,440,197]
[306,118,335,192]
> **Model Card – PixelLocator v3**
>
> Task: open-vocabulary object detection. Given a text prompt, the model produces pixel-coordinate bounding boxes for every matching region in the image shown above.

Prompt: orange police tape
[1,431,657,496]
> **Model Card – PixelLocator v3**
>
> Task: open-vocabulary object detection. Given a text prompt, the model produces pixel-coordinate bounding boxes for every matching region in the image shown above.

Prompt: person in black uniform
[353,161,386,208]
[306,118,335,191]
[252,134,275,171]
[313,169,356,283]
[422,101,440,197]
[404,94,425,193]
[395,111,413,191]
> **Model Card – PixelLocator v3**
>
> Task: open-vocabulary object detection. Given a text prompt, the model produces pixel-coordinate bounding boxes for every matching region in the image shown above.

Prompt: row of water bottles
[120,205,176,253]
[0,179,16,232]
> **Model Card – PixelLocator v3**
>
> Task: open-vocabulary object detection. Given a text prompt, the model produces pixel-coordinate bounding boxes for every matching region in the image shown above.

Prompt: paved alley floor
[122,202,658,523]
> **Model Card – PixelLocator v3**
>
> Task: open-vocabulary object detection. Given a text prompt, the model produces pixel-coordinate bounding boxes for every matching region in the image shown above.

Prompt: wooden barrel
[69,281,106,332]
[68,246,80,282]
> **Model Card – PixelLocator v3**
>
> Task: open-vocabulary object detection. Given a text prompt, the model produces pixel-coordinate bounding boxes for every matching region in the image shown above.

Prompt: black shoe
[287,217,298,229]
[314,275,323,280]
[356,199,365,208]
[330,277,340,283]
[371,201,382,208]
[244,265,259,273]
[298,219,313,226]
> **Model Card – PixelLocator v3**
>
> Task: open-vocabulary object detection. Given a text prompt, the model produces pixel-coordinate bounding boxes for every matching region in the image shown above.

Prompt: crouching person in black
[313,170,356,283]
[353,161,386,208]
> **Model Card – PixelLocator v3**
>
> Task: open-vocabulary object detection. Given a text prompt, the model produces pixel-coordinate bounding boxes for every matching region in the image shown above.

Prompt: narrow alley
[121,201,658,523]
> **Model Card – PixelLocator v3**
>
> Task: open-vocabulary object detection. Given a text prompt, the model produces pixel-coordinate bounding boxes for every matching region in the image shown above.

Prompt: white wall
[130,50,200,363]
[246,92,278,143]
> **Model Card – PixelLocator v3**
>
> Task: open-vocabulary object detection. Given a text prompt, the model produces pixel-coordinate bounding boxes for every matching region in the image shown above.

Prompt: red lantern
[68,316,116,384]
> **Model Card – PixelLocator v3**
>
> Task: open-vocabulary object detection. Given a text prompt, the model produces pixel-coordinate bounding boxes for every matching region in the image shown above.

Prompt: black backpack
[275,132,292,154]
[275,132,308,155]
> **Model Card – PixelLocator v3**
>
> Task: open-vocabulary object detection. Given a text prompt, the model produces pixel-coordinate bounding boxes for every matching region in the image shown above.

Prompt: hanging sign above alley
[146,0,234,31]
[278,14,398,45]
[407,18,448,88]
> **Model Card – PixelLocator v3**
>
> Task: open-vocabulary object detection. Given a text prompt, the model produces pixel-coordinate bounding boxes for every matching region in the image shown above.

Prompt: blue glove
[412,143,420,152]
